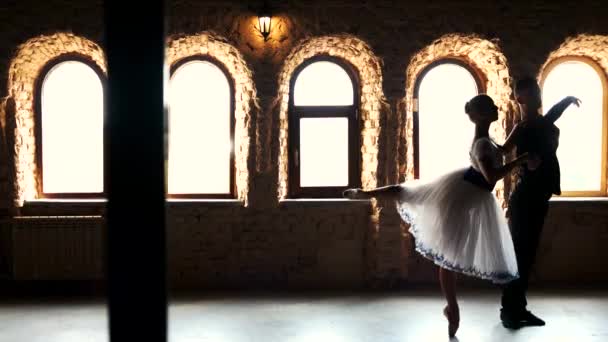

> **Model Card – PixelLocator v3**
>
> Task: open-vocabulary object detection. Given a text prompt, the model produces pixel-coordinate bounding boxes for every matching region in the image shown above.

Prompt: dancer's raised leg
[342,184,403,201]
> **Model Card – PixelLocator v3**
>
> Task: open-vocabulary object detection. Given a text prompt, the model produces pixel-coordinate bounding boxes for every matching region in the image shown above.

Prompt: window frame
[34,53,107,199]
[288,55,361,198]
[167,55,236,199]
[540,55,608,197]
[412,57,486,179]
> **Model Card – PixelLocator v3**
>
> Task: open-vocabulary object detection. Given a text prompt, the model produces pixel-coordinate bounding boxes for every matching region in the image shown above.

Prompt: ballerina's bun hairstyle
[465,94,494,115]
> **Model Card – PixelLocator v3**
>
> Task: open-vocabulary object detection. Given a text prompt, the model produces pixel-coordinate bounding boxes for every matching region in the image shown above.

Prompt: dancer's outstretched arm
[343,184,402,201]
[545,96,581,123]
[499,95,579,152]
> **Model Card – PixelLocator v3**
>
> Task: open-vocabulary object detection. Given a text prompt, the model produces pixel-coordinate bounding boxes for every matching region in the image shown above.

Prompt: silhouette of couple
[344,77,581,338]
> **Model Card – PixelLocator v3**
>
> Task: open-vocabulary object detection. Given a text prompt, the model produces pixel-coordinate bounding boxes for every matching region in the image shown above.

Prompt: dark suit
[501,115,560,314]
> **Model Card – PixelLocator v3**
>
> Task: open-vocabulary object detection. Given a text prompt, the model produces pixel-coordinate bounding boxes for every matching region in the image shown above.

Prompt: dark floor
[0,287,607,342]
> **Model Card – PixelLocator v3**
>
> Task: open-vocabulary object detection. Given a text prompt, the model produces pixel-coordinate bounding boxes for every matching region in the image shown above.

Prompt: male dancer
[499,77,580,328]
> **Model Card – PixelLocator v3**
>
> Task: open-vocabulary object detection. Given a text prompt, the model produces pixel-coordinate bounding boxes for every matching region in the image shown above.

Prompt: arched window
[168,57,234,197]
[541,57,608,196]
[413,59,483,181]
[37,56,105,196]
[288,57,360,198]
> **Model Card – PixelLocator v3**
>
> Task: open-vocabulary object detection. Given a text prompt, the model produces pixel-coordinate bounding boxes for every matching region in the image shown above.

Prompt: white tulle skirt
[397,168,519,284]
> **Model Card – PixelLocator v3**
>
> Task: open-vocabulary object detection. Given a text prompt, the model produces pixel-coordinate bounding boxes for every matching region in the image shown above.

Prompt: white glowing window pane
[418,63,478,181]
[542,61,604,192]
[294,61,353,106]
[41,61,103,193]
[300,118,349,187]
[168,61,231,194]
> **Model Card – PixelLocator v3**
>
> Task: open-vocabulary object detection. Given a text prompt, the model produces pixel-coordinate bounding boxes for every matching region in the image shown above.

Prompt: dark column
[104,0,167,341]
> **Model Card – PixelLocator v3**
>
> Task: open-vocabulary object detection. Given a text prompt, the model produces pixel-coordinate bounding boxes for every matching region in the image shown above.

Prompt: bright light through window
[168,60,231,194]
[294,61,353,106]
[418,63,478,181]
[41,61,103,193]
[300,117,349,187]
[542,60,604,193]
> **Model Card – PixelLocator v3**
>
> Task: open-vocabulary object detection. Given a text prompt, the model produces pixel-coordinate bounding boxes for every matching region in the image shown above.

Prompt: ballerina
[344,94,537,337]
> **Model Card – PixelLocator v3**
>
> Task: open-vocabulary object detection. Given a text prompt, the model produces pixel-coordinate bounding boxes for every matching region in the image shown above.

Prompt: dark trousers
[501,184,550,314]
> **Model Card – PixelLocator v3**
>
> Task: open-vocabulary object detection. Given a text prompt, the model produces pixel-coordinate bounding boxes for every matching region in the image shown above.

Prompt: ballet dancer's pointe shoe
[443,305,460,338]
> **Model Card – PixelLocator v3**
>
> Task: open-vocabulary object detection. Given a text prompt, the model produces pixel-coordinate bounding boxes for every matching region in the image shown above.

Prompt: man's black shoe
[500,309,522,329]
[520,310,545,326]
[500,309,545,329]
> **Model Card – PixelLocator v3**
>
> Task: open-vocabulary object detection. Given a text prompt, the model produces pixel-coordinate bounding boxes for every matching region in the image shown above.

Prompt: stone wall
[0,0,607,288]
[167,200,371,289]
[5,33,106,207]
[6,201,373,289]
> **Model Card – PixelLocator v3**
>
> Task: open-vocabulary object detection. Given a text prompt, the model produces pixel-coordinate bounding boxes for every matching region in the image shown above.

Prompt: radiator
[11,216,105,280]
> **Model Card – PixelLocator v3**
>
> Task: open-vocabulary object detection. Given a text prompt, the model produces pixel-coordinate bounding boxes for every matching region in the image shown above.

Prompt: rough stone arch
[271,34,390,199]
[400,33,515,205]
[540,34,608,83]
[6,33,106,206]
[166,31,259,204]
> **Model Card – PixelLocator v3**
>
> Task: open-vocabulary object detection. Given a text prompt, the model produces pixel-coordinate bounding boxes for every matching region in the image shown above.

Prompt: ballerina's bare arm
[498,123,524,153]
[475,143,529,185]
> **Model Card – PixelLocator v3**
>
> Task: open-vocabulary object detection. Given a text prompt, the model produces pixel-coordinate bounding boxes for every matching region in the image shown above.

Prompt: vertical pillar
[104,0,167,341]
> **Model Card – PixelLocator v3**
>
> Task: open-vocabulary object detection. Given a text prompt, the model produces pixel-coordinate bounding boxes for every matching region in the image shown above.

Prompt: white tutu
[397,167,519,284]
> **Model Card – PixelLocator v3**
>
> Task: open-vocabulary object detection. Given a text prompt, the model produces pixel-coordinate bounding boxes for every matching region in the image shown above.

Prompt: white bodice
[469,137,502,172]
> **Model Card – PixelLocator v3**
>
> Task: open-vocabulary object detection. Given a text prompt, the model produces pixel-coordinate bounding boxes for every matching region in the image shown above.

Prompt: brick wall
[167,200,371,289]
[0,0,607,288]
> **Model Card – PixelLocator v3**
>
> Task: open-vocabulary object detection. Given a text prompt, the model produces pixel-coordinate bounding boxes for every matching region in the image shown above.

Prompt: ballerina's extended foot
[342,188,367,199]
[443,305,460,338]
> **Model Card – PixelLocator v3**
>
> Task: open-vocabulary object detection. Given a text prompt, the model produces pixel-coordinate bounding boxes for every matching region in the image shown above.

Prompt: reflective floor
[1,288,607,342]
